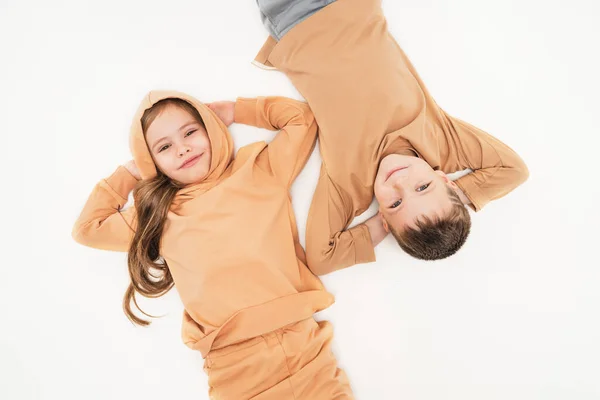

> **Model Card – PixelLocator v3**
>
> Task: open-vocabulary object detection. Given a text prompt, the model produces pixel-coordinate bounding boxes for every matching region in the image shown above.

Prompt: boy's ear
[435,170,459,189]
[379,211,390,233]
[435,169,449,181]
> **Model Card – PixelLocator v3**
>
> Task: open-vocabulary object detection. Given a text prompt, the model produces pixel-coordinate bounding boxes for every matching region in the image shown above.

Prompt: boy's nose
[391,177,408,189]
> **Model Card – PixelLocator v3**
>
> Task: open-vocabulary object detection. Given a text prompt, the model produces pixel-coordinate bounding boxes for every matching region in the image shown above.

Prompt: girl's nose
[178,147,191,157]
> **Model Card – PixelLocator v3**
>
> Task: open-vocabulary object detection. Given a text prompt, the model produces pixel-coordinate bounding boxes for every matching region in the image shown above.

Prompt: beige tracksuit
[72,92,353,399]
[254,0,529,275]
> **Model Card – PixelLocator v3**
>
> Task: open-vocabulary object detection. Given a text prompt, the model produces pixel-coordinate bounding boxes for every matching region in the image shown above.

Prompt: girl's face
[145,105,212,185]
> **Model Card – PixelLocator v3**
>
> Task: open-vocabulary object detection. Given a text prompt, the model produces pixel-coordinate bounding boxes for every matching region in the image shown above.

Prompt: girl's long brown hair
[123,98,206,326]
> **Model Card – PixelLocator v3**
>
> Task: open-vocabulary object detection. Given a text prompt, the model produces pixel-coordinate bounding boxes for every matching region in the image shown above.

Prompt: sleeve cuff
[234,97,260,126]
[348,223,376,264]
[101,166,140,204]
[455,175,488,212]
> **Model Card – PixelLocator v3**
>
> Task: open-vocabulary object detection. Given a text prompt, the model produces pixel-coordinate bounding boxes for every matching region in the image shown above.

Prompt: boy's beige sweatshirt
[254,0,529,275]
[72,91,333,358]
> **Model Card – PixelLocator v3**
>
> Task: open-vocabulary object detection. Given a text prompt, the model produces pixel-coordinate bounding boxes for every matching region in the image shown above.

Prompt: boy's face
[145,105,212,185]
[374,154,457,231]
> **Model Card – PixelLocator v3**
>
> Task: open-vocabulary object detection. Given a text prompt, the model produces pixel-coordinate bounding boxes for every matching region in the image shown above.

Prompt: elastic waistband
[183,290,334,358]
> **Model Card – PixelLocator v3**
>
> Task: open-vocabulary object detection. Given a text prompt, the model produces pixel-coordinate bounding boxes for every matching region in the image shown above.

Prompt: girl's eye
[391,199,402,208]
[158,144,170,153]
[185,129,197,137]
[416,183,431,192]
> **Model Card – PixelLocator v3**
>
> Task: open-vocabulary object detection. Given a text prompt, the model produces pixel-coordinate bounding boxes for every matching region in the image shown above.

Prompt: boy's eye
[390,199,402,208]
[416,182,431,192]
[185,129,197,137]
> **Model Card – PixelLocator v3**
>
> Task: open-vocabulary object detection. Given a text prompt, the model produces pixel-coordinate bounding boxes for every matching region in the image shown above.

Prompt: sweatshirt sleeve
[71,165,138,252]
[234,96,318,187]
[448,116,529,212]
[304,165,376,276]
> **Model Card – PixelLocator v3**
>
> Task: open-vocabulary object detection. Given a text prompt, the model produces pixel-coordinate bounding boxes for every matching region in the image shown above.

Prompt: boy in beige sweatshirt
[253,0,529,274]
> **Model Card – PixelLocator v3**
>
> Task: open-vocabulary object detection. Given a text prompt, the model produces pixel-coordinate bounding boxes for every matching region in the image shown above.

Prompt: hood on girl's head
[129,90,234,186]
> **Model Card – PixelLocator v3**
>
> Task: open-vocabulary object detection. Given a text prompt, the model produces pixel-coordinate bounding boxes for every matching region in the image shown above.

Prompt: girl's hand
[123,160,142,180]
[207,101,235,127]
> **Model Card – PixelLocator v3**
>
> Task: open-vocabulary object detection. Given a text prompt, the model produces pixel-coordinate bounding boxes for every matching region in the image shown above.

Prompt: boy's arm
[305,165,381,276]
[72,166,138,252]
[234,96,318,187]
[449,116,529,211]
[364,213,389,246]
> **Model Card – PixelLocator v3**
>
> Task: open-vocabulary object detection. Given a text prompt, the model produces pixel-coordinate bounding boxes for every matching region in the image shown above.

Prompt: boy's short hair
[390,187,471,260]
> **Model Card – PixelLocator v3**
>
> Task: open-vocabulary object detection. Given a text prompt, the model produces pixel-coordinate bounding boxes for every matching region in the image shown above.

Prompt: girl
[72,90,353,399]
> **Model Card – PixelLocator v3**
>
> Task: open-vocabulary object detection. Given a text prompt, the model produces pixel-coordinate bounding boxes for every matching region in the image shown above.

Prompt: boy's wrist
[455,187,472,206]
[365,214,388,247]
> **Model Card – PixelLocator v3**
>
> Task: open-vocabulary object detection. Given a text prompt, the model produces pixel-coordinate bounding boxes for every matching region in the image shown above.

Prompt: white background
[2,0,600,399]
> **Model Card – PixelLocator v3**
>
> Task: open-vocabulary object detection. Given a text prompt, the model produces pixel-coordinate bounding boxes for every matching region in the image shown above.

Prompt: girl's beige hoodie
[72,91,333,357]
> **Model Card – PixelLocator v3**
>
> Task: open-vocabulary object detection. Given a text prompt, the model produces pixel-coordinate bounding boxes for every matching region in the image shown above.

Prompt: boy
[253,0,529,275]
